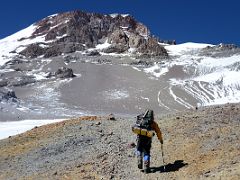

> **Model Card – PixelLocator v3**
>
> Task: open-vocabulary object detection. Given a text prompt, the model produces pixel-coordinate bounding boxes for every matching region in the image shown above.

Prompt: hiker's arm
[152,121,163,144]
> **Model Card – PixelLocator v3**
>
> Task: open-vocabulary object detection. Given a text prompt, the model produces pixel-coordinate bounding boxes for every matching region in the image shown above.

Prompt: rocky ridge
[199,43,240,57]
[15,10,170,58]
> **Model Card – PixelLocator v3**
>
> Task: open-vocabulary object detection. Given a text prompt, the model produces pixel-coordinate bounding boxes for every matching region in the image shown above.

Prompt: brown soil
[0,104,240,179]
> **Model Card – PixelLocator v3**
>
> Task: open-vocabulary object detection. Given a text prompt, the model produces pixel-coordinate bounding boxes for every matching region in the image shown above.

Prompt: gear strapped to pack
[132,109,155,138]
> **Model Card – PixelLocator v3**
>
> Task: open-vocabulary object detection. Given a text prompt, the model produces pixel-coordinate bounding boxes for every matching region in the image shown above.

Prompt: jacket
[151,121,163,143]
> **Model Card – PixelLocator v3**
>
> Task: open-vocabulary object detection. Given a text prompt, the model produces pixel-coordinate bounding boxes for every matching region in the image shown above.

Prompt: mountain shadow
[150,160,188,173]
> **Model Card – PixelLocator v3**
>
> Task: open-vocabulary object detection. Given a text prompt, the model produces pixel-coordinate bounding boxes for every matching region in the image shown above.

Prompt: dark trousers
[136,135,152,161]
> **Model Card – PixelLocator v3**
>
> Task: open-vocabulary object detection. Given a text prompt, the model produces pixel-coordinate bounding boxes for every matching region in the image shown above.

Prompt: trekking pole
[161,143,165,172]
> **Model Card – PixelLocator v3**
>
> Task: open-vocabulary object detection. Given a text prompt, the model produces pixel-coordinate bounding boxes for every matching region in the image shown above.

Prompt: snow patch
[104,89,129,100]
[0,119,66,140]
[110,13,129,18]
[144,63,169,78]
[140,96,150,102]
[199,55,240,68]
[48,13,58,18]
[0,24,46,66]
[128,48,137,53]
[95,40,111,50]
[0,69,15,73]
[165,42,214,56]
[131,66,141,71]
[194,70,240,87]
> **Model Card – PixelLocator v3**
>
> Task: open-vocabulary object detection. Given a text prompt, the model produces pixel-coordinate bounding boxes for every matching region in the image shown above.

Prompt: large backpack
[136,109,154,130]
[132,109,154,137]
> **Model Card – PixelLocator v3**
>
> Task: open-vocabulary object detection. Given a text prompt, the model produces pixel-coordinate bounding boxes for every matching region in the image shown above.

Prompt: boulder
[54,67,75,79]
[0,90,17,102]
[108,113,116,121]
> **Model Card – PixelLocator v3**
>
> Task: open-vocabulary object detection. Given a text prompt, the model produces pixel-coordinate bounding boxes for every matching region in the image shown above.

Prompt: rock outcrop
[0,76,36,87]
[19,44,45,58]
[47,67,75,79]
[200,43,240,57]
[55,67,75,79]
[0,90,17,102]
[18,10,169,58]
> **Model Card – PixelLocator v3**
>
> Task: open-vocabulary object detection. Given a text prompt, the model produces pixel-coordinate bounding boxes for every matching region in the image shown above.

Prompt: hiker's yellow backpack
[132,109,155,138]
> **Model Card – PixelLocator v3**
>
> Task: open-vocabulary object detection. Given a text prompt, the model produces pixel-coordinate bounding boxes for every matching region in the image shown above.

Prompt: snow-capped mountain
[0,10,169,64]
[1,10,240,120]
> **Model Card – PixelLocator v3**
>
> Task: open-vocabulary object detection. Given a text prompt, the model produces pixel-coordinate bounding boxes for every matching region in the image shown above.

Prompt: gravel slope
[0,103,240,179]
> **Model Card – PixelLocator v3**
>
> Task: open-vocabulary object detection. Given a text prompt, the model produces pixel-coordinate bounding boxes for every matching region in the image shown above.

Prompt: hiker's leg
[143,153,150,173]
[136,150,143,169]
[143,141,151,173]
[136,136,143,169]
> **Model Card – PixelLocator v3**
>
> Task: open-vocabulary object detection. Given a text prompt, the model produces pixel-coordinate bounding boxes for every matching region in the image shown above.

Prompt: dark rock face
[19,44,45,58]
[217,43,238,50]
[138,37,168,57]
[204,43,239,51]
[43,43,85,58]
[200,43,240,57]
[108,29,129,45]
[159,39,176,45]
[85,50,100,56]
[0,90,17,102]
[18,10,169,58]
[0,80,8,87]
[128,34,145,48]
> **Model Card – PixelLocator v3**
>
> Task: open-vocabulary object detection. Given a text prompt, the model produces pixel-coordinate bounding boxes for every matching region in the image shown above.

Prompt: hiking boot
[144,160,150,174]
[137,156,143,169]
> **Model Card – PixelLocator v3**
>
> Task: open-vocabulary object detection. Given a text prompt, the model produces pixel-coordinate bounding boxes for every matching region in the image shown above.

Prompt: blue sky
[0,0,239,45]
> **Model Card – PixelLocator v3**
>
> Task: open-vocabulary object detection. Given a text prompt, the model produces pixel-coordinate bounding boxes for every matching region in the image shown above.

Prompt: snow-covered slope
[0,119,66,140]
[0,24,42,65]
[141,42,240,108]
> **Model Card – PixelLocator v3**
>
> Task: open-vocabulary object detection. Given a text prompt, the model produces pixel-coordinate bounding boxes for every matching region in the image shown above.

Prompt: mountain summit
[2,10,173,60]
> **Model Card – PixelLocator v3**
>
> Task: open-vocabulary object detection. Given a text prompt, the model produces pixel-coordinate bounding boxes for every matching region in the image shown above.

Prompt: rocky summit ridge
[12,10,173,59]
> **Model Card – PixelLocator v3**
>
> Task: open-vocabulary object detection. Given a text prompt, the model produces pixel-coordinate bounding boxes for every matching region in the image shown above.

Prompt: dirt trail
[0,104,240,179]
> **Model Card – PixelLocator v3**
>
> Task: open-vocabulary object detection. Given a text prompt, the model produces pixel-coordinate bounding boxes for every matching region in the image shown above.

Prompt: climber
[132,109,163,173]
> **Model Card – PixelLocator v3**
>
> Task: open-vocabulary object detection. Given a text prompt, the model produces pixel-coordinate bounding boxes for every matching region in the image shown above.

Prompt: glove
[160,140,163,144]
